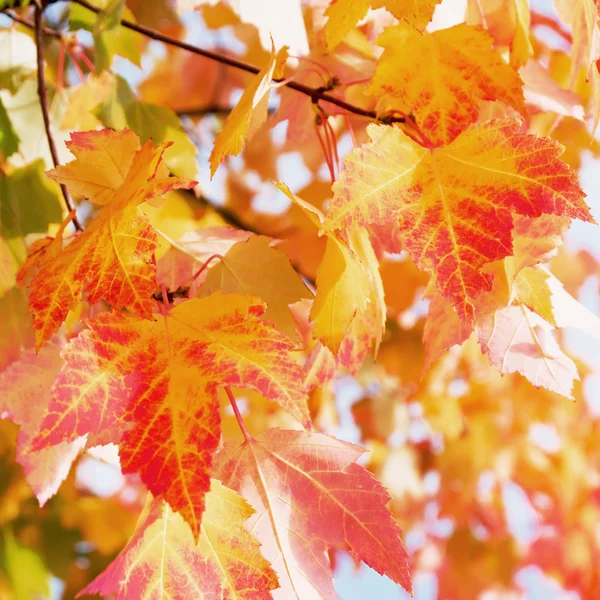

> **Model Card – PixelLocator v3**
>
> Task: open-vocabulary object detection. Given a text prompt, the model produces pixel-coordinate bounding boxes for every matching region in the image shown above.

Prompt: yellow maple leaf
[201,234,313,340]
[209,45,288,177]
[276,182,384,355]
[49,128,143,206]
[324,0,442,50]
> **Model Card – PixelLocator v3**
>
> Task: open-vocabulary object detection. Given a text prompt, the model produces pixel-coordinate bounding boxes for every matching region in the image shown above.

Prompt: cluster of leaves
[1,0,600,598]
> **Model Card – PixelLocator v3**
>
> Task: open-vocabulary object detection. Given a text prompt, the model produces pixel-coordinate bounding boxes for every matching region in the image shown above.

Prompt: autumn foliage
[1,0,600,598]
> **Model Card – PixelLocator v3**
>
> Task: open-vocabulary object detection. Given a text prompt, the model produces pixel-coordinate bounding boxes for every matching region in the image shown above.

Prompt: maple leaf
[0,345,85,506]
[82,482,278,600]
[368,24,526,146]
[214,428,411,599]
[478,304,578,398]
[467,0,533,68]
[210,46,288,177]
[326,120,592,322]
[32,292,310,537]
[49,128,141,205]
[514,266,600,338]
[201,234,313,340]
[21,129,195,349]
[276,182,385,355]
[156,226,253,296]
[324,0,442,50]
[511,214,571,272]
[423,284,472,370]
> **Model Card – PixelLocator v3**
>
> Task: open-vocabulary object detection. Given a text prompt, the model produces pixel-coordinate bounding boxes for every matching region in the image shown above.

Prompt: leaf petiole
[225,387,252,444]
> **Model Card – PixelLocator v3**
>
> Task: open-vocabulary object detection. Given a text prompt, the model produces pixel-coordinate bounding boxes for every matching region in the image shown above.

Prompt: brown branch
[177,104,277,118]
[196,195,260,235]
[2,8,63,38]
[34,3,84,231]
[70,0,403,124]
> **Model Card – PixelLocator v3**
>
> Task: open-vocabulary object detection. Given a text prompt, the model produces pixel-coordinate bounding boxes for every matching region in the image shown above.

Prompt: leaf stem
[160,283,171,312]
[67,46,85,83]
[225,387,252,444]
[33,3,84,231]
[188,253,223,286]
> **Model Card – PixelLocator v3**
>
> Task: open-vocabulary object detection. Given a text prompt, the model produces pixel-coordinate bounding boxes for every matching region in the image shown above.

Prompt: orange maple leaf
[20,129,195,350]
[214,428,411,599]
[368,24,527,146]
[81,484,278,599]
[32,292,310,537]
[326,120,592,322]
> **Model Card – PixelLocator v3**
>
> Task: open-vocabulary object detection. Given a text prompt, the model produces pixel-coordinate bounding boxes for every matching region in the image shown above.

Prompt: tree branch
[2,8,62,38]
[70,0,403,124]
[33,3,84,231]
[177,104,277,118]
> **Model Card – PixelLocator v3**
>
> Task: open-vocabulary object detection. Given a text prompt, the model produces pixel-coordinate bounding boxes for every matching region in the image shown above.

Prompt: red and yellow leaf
[214,428,411,599]
[82,482,278,599]
[326,120,591,322]
[32,292,310,537]
[21,129,195,349]
[49,128,142,206]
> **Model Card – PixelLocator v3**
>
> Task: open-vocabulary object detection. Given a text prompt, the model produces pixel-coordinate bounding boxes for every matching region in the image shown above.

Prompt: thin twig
[70,0,403,124]
[197,195,261,235]
[3,8,62,38]
[34,3,84,231]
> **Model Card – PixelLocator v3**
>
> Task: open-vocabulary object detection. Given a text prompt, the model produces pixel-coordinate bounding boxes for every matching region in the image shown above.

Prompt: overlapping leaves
[32,292,310,537]
[19,129,195,349]
[326,120,591,322]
